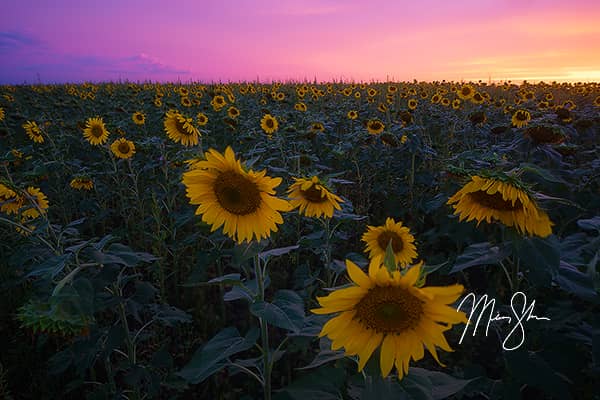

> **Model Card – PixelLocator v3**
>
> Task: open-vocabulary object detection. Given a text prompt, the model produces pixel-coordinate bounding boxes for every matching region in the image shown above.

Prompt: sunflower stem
[254,253,272,400]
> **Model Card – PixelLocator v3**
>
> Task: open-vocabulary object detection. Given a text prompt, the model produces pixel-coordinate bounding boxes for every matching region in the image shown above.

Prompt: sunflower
[511,109,531,128]
[407,99,418,110]
[524,125,566,144]
[22,121,44,143]
[154,97,163,107]
[469,111,486,125]
[0,183,22,214]
[457,85,474,100]
[398,111,413,127]
[181,97,192,107]
[182,146,290,243]
[362,218,418,266]
[367,119,385,135]
[593,95,600,107]
[554,106,572,123]
[311,122,325,133]
[211,95,226,111]
[110,138,136,159]
[83,117,109,145]
[0,107,4,121]
[431,94,441,104]
[132,111,145,125]
[471,92,485,104]
[451,99,461,110]
[447,175,553,237]
[378,103,388,113]
[70,177,94,191]
[197,112,209,126]
[23,186,49,214]
[295,102,307,112]
[164,110,200,146]
[441,98,451,107]
[287,176,343,218]
[227,106,240,119]
[347,110,358,120]
[313,259,467,380]
[260,114,279,135]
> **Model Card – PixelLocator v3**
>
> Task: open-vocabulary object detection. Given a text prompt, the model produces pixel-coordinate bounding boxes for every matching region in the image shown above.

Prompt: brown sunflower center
[175,118,193,136]
[468,190,523,211]
[91,125,104,138]
[300,184,327,203]
[214,171,261,215]
[265,118,274,129]
[376,230,404,253]
[516,111,528,121]
[461,87,471,95]
[355,286,423,334]
[135,114,143,121]
[370,122,382,130]
[118,142,131,154]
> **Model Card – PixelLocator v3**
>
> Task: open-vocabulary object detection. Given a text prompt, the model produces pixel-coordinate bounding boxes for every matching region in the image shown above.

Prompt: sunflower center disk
[118,142,130,154]
[175,118,192,136]
[91,126,103,138]
[300,185,328,203]
[355,286,423,334]
[214,171,261,215]
[469,190,523,211]
[266,119,274,128]
[377,231,404,252]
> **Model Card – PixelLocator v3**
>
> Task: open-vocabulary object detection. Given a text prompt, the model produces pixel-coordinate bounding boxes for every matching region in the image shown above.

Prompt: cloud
[0,31,44,53]
[0,31,190,83]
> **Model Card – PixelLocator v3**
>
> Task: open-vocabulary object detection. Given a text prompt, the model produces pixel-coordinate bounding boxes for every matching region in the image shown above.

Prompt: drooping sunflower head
[367,119,385,135]
[23,121,44,143]
[20,186,49,216]
[83,117,109,145]
[287,176,343,219]
[182,146,290,243]
[110,138,136,159]
[362,217,418,267]
[523,124,566,145]
[312,259,467,379]
[469,111,486,125]
[164,110,200,146]
[260,114,279,135]
[447,175,553,237]
[70,177,94,191]
[511,109,531,128]
[0,183,22,215]
[132,111,145,125]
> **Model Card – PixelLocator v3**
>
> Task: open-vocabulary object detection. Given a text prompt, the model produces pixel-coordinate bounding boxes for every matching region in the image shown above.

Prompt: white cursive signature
[456,291,551,351]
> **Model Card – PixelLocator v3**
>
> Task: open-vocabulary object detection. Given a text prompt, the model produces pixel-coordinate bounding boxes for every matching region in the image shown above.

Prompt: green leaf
[274,366,346,400]
[555,261,598,302]
[207,273,242,285]
[177,327,259,384]
[450,242,511,273]
[514,236,560,286]
[577,216,600,233]
[519,162,567,184]
[259,245,299,263]
[297,338,345,370]
[383,241,397,273]
[26,254,72,279]
[250,300,300,332]
[409,368,476,399]
[504,349,572,399]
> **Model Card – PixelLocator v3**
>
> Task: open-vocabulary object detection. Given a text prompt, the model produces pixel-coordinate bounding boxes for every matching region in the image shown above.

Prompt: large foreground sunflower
[313,259,467,379]
[164,110,200,146]
[182,146,290,243]
[83,117,109,145]
[362,218,418,266]
[287,176,343,218]
[447,175,553,237]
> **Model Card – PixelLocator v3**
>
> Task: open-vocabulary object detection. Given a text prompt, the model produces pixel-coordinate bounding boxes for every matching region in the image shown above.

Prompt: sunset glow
[1,0,599,83]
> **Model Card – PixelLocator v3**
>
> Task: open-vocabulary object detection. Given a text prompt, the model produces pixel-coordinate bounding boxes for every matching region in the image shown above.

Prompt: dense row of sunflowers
[0,79,598,398]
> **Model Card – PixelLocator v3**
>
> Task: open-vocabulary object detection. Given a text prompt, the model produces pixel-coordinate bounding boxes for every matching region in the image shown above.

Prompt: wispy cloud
[0,31,44,53]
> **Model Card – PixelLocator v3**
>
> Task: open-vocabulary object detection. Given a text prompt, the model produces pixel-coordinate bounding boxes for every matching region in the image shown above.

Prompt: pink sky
[1,0,599,83]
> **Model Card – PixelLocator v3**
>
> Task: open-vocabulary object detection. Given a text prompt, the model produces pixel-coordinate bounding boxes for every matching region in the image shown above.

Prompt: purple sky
[1,0,599,83]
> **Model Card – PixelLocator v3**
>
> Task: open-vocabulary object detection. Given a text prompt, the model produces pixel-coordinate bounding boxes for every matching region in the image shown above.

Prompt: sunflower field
[0,80,599,399]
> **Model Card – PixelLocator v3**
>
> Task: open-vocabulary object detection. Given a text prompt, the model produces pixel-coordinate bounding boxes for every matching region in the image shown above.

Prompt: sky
[1,0,599,84]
